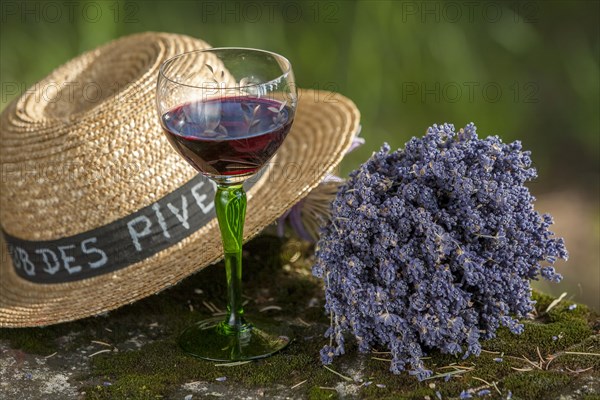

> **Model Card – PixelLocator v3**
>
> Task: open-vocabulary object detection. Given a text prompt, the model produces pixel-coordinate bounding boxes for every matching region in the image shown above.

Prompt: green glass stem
[178,182,291,361]
[215,183,247,332]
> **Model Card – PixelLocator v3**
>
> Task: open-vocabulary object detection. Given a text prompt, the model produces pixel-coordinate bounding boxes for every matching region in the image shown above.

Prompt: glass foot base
[178,317,292,361]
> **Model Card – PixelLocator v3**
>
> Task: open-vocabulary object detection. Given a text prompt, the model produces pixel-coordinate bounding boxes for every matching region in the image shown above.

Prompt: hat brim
[0,89,360,327]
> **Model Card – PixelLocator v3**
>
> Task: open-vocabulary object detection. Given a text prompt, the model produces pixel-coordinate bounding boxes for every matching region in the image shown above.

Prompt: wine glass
[156,48,297,361]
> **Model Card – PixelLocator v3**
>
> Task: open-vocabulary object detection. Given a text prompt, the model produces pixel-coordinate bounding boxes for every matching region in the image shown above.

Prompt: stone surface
[0,236,598,399]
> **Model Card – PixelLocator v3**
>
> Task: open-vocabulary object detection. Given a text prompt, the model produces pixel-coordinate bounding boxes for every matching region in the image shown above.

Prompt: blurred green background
[1,1,598,309]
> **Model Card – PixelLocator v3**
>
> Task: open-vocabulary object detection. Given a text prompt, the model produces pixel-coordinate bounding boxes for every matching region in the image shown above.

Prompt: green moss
[551,335,600,370]
[86,374,166,400]
[0,326,60,355]
[308,386,339,400]
[531,290,558,312]
[84,341,203,399]
[532,290,595,325]
[483,298,593,360]
[352,301,598,400]
[0,319,101,355]
[83,327,332,398]
[233,350,315,386]
[503,370,573,399]
[359,348,587,399]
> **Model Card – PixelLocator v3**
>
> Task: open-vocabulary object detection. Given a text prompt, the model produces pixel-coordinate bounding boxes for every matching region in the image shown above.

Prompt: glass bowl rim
[158,47,293,90]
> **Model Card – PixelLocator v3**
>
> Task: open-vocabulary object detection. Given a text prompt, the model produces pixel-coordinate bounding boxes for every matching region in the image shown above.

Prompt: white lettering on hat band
[3,174,242,284]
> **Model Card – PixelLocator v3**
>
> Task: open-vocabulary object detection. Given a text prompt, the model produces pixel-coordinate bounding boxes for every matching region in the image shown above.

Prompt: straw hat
[0,32,360,327]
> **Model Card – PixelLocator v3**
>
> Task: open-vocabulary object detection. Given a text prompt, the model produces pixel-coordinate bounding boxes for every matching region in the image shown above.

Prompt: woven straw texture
[0,32,360,327]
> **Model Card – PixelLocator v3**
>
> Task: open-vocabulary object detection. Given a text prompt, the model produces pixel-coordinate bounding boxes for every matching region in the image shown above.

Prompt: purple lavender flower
[313,123,568,380]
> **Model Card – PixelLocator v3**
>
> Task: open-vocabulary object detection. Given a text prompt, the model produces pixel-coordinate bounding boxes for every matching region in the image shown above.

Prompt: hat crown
[42,40,157,120]
[0,32,210,240]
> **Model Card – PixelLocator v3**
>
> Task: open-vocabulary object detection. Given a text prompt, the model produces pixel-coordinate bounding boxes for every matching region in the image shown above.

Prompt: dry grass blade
[259,305,282,312]
[536,346,545,365]
[473,377,502,395]
[208,301,222,313]
[422,369,469,381]
[323,365,353,382]
[295,318,311,327]
[545,355,555,370]
[491,381,502,395]
[89,349,112,358]
[438,365,474,371]
[481,349,501,354]
[544,292,567,314]
[511,367,533,372]
[521,354,542,370]
[471,376,493,387]
[291,379,307,389]
[214,361,252,367]
[566,366,594,373]
[564,351,600,356]
[371,357,392,362]
[202,300,216,313]
[91,340,112,347]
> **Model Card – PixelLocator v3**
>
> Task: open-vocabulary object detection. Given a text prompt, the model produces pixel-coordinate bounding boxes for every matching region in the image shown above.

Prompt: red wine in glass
[161,97,293,177]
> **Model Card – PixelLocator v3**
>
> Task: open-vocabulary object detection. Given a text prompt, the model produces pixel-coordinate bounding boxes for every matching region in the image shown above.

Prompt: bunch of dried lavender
[313,123,567,379]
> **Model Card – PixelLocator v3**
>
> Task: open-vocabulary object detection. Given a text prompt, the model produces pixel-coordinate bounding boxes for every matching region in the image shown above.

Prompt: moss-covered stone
[503,370,573,399]
[85,374,166,400]
[0,235,598,399]
[308,386,339,400]
[551,335,600,370]
[0,325,63,355]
